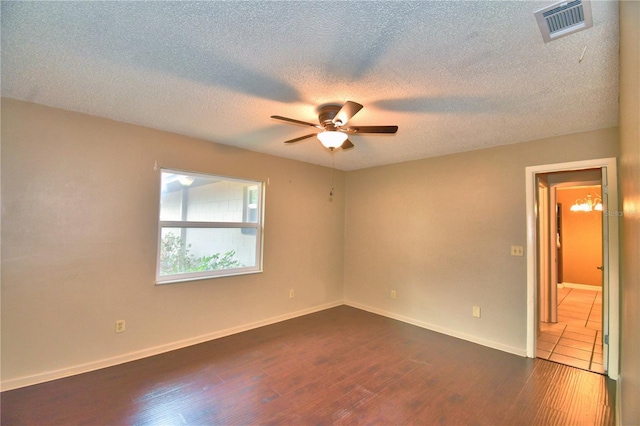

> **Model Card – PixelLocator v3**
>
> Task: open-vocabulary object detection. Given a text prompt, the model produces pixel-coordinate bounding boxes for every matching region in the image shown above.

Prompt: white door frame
[537,177,554,323]
[525,157,619,379]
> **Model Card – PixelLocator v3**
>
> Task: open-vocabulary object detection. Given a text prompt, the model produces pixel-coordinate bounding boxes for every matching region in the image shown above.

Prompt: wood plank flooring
[1,306,615,425]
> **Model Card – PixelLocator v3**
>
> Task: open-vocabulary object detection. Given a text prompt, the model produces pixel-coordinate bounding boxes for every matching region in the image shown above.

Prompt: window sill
[155,269,263,285]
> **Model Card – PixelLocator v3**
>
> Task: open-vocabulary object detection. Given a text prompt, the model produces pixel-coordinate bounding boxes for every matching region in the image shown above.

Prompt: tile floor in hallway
[536,286,604,374]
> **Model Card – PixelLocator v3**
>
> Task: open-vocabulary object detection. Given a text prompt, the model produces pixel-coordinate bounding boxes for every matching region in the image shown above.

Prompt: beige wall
[0,97,626,394]
[0,98,345,387]
[556,187,602,287]
[619,1,640,424]
[344,128,618,354]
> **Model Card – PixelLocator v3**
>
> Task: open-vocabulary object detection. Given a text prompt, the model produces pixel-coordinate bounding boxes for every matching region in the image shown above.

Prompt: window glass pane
[160,172,259,223]
[159,227,257,276]
[244,186,259,224]
[157,169,262,283]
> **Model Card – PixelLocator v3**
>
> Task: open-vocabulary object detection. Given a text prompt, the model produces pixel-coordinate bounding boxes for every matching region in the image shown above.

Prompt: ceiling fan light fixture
[317,131,348,150]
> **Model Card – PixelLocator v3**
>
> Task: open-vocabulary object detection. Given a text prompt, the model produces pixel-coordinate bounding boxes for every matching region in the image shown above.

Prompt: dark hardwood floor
[1,306,615,425]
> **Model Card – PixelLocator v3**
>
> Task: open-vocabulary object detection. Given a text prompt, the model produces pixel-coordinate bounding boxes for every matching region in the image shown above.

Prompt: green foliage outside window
[160,233,242,275]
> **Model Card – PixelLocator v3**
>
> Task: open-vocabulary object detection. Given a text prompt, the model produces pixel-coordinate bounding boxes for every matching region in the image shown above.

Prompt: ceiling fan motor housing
[318,104,343,127]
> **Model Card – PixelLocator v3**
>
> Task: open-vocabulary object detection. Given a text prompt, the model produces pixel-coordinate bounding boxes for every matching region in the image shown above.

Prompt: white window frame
[156,169,264,284]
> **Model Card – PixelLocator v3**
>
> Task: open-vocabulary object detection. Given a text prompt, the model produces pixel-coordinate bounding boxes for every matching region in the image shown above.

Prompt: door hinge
[604,335,609,344]
[603,185,608,194]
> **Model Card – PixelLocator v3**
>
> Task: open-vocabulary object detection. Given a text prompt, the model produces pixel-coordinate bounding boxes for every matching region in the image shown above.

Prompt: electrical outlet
[115,320,126,333]
[510,246,524,256]
[391,290,397,299]
[472,306,481,318]
[289,289,295,299]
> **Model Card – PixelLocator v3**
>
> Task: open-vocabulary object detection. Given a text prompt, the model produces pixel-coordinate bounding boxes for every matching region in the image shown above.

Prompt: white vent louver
[535,0,593,43]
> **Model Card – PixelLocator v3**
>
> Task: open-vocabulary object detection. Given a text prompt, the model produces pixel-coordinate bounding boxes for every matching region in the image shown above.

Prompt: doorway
[535,172,605,373]
[525,158,619,380]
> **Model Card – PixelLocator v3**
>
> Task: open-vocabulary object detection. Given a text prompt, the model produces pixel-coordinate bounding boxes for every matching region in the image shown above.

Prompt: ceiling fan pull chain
[329,152,335,198]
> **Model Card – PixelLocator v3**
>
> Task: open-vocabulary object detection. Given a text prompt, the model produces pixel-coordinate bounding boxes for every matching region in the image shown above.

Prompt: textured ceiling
[1,1,619,170]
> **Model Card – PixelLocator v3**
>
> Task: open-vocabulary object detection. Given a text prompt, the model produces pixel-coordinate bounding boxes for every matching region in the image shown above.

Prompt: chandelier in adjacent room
[570,193,603,212]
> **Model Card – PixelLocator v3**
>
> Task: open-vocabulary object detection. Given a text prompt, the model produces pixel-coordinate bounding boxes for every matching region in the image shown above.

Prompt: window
[156,169,263,283]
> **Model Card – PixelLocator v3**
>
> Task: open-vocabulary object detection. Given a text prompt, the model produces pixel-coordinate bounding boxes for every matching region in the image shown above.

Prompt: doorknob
[597,266,604,270]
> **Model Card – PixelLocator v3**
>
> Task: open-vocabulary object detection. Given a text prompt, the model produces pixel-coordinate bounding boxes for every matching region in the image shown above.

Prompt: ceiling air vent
[534,0,593,43]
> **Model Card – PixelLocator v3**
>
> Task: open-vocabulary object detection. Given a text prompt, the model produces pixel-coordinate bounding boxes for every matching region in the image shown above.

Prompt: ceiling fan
[271,101,398,151]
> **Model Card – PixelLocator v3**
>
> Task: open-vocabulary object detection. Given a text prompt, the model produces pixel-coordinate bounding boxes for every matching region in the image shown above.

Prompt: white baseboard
[1,300,343,392]
[561,282,602,291]
[344,300,527,358]
[1,299,528,391]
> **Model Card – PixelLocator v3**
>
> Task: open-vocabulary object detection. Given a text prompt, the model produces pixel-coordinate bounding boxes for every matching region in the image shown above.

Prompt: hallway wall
[556,187,603,287]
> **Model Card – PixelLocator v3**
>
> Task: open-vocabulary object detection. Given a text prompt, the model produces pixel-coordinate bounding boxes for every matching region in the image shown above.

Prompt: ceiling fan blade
[348,125,398,134]
[284,133,317,144]
[333,101,363,126]
[341,139,355,150]
[271,115,321,128]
